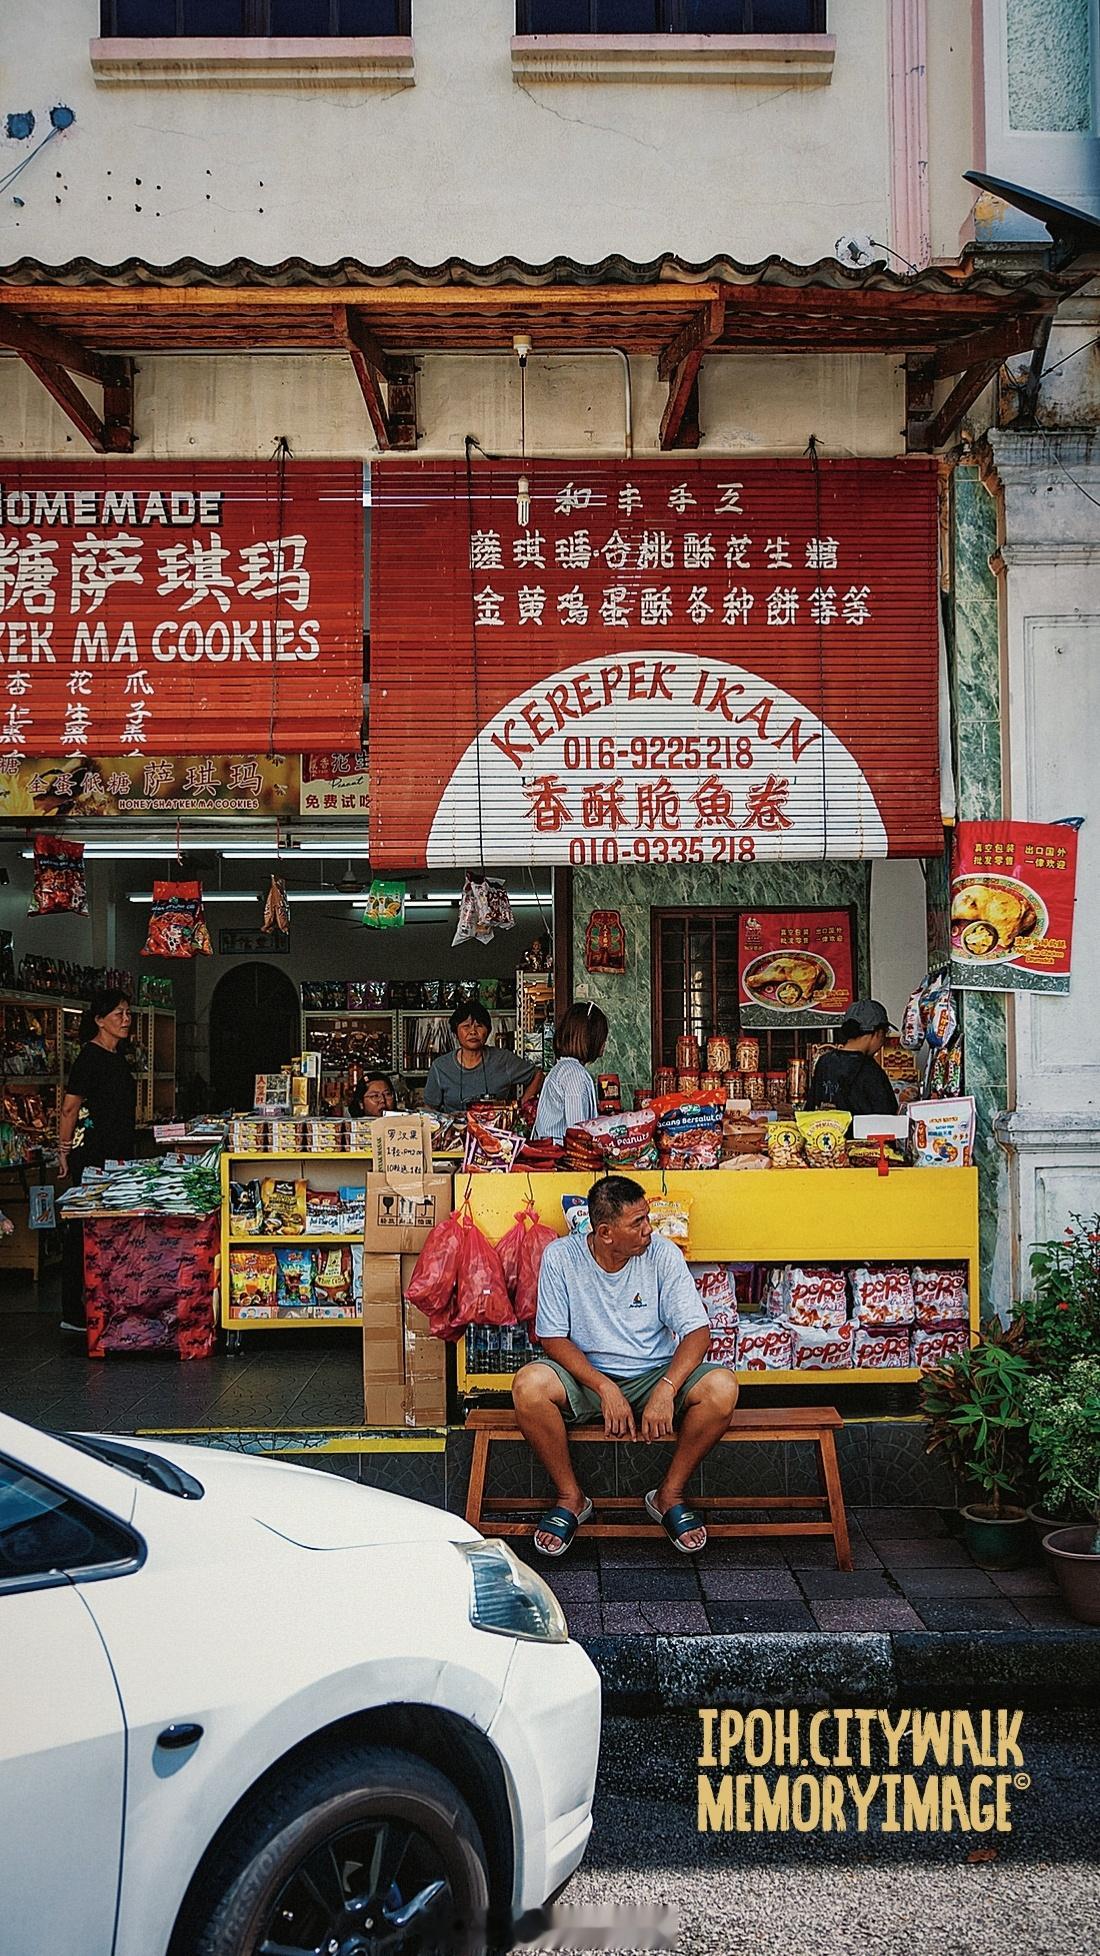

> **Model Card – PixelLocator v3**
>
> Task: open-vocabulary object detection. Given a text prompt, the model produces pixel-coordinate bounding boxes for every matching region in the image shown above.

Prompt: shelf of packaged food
[0,1074,58,1085]
[455,1168,979,1393]
[226,1152,370,1163]
[226,1316,363,1330]
[227,1232,364,1246]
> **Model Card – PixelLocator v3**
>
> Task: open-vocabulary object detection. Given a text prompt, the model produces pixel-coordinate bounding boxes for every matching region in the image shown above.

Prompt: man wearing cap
[806,998,898,1118]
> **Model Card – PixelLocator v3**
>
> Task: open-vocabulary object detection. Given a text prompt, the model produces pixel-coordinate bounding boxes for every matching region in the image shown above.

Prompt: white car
[0,1412,601,1956]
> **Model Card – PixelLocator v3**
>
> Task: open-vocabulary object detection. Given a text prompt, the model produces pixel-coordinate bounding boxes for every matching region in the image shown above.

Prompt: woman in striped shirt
[533,1001,610,1143]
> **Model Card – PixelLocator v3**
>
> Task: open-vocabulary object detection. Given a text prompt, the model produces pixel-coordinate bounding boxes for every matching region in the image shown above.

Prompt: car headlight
[458,1539,569,1643]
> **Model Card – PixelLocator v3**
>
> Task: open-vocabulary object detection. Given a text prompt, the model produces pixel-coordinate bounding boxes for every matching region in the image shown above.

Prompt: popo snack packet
[790,1321,854,1370]
[689,1261,739,1324]
[275,1245,314,1314]
[29,834,88,916]
[909,1097,976,1168]
[853,1325,912,1368]
[850,1265,915,1326]
[260,1178,307,1236]
[141,880,213,958]
[796,1108,851,1167]
[763,1267,789,1318]
[912,1323,971,1368]
[912,1265,969,1325]
[786,1266,848,1328]
[737,1318,793,1370]
[648,1195,692,1259]
[229,1247,277,1318]
[766,1120,805,1169]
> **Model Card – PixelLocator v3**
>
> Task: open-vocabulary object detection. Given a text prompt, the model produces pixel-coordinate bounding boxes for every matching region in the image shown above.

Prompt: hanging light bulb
[514,333,532,528]
[516,472,531,526]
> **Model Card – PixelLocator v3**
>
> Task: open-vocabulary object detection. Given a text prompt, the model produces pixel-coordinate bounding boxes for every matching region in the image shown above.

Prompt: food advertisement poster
[950,820,1079,994]
[299,750,370,818]
[737,909,854,1028]
[369,459,941,867]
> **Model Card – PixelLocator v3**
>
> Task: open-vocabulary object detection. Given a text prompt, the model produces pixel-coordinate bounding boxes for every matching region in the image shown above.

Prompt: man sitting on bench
[512,1173,739,1558]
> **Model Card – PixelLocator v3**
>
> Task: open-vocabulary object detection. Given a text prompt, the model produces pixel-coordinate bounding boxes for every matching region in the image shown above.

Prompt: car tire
[182,1742,492,1956]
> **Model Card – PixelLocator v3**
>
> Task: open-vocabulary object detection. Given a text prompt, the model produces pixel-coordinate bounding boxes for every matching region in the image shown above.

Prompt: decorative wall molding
[89,36,415,89]
[888,0,930,270]
[510,33,835,86]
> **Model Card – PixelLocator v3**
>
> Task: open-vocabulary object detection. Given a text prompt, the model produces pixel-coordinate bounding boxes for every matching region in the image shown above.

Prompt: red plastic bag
[454,1209,513,1330]
[497,1202,557,1325]
[405,1209,465,1339]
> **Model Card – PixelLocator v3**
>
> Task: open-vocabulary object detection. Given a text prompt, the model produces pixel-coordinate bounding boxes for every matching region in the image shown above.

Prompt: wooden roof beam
[659,297,725,451]
[333,305,417,450]
[931,310,1051,379]
[910,359,1001,453]
[0,304,133,451]
[0,306,129,387]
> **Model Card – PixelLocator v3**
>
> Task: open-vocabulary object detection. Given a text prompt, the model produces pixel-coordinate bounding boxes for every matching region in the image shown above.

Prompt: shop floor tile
[854,1506,952,1538]
[1009,1598,1099,1630]
[601,1602,711,1636]
[874,1538,974,1568]
[795,1568,903,1600]
[810,1599,926,1632]
[987,1568,1059,1596]
[600,1567,704,1603]
[704,1600,817,1632]
[914,1598,1032,1631]
[895,1566,1001,1597]
[697,1567,803,1602]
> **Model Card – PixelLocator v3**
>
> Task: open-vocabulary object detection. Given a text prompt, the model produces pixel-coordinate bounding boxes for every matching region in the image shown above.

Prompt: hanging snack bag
[923,974,957,1053]
[786,1266,849,1329]
[275,1245,314,1315]
[796,1108,851,1167]
[263,875,290,935]
[142,881,213,959]
[260,1177,307,1236]
[648,1195,693,1260]
[908,1097,976,1168]
[850,1265,915,1327]
[364,878,406,928]
[766,1121,805,1169]
[912,1323,971,1368]
[912,1265,969,1325]
[29,834,88,916]
[737,1318,793,1370]
[313,1245,353,1314]
[228,1179,262,1236]
[561,1194,591,1237]
[229,1247,278,1319]
[853,1325,912,1368]
[790,1321,854,1370]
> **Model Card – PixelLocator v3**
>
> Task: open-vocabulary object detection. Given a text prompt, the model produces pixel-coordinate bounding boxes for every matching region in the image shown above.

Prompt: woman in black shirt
[58,988,137,1331]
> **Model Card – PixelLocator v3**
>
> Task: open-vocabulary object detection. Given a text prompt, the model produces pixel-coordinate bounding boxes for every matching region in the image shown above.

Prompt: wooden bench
[464,1405,853,1569]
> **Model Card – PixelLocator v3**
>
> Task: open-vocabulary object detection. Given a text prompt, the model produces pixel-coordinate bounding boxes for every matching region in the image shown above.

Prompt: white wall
[1,0,905,268]
[869,857,928,1025]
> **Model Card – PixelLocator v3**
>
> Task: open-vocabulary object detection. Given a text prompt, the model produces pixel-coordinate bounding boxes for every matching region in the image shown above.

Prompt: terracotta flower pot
[960,1504,1030,1570]
[1043,1526,1100,1624]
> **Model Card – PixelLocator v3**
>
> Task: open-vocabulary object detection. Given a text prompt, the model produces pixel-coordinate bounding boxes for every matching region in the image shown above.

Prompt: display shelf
[131,1005,176,1127]
[455,1169,979,1393]
[221,1150,369,1334]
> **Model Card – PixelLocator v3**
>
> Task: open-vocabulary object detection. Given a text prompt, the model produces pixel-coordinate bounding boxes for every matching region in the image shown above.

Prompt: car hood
[104,1435,481,1552]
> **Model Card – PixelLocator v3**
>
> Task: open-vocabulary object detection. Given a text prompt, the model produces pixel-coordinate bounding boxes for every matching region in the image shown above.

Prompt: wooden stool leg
[818,1431,853,1571]
[465,1430,490,1531]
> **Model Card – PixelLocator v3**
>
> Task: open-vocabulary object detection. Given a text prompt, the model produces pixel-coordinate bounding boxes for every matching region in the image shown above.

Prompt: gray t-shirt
[422,1046,536,1113]
[536,1230,708,1376]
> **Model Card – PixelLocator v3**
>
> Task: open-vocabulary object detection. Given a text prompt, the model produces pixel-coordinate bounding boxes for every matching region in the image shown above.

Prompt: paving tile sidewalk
[513,1507,1095,1635]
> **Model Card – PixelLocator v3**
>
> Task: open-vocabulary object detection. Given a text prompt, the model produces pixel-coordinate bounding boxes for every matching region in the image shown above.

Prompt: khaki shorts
[516,1356,728,1425]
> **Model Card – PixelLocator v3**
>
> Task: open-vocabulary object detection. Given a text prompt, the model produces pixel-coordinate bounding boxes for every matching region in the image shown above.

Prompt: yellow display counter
[456,1167,979,1391]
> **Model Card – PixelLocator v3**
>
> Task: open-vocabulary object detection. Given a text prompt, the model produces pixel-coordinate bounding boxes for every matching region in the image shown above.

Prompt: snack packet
[912,1265,969,1325]
[766,1121,805,1169]
[275,1245,314,1314]
[260,1178,307,1235]
[561,1194,591,1237]
[306,1187,343,1234]
[850,1265,915,1326]
[786,1265,849,1329]
[648,1195,692,1259]
[364,878,406,928]
[463,1118,523,1174]
[796,1108,851,1167]
[737,1318,793,1370]
[763,1267,789,1319]
[29,834,87,916]
[263,875,290,935]
[853,1325,912,1368]
[141,880,213,959]
[228,1179,262,1236]
[908,1097,976,1168]
[313,1245,353,1311]
[912,1323,972,1368]
[229,1246,277,1318]
[789,1321,854,1370]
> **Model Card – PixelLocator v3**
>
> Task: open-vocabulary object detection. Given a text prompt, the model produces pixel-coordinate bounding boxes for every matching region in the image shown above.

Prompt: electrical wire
[462,437,488,870]
[0,126,61,197]
[804,433,829,863]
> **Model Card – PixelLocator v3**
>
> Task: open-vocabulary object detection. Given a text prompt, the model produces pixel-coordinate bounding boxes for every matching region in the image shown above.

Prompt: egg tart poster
[950,821,1079,994]
[737,911,854,1028]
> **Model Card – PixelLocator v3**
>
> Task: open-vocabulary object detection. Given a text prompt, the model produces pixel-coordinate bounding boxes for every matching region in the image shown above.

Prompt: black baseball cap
[847,998,896,1033]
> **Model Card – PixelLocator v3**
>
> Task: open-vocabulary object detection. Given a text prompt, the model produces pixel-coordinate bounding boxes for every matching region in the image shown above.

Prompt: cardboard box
[403,1372,447,1427]
[363,1380,409,1426]
[364,1173,452,1254]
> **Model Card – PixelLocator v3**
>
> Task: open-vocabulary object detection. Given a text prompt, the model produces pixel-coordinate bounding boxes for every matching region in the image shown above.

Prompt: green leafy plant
[1020,1214,1100,1366]
[921,1323,1034,1514]
[1022,1358,1100,1555]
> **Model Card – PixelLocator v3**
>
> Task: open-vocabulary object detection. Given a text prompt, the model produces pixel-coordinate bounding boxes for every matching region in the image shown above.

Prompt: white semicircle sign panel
[426,649,888,867]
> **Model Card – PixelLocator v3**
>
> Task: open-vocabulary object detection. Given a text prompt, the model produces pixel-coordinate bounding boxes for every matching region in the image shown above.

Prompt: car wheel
[185,1743,491,1956]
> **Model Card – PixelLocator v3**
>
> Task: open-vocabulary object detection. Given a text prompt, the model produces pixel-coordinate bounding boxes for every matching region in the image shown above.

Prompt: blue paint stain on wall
[5,112,35,140]
[49,105,76,131]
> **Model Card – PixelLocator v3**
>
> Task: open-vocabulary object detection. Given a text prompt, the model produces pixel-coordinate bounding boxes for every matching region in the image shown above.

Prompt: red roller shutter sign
[0,463,363,755]
[369,458,940,867]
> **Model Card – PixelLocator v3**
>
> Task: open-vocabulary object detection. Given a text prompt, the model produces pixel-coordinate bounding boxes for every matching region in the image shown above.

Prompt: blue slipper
[533,1497,594,1558]
[645,1488,707,1554]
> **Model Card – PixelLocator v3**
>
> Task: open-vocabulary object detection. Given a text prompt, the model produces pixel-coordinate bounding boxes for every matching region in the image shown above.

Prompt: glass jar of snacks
[707,1035,732,1074]
[675,1034,700,1073]
[736,1036,760,1073]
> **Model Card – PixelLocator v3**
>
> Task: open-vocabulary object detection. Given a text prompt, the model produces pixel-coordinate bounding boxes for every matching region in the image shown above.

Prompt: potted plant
[1023,1358,1100,1623]
[921,1326,1033,1568]
[1019,1215,1100,1365]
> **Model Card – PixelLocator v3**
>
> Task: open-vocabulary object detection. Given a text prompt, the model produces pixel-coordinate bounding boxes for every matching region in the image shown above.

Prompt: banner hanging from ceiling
[950,820,1079,994]
[0,753,299,819]
[0,463,363,755]
[368,459,941,868]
